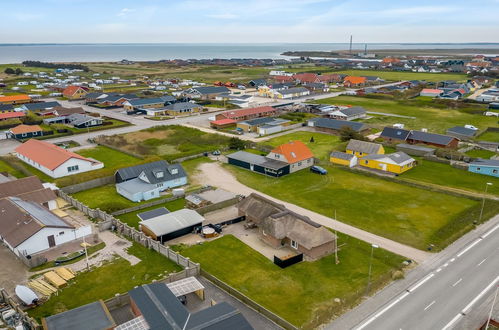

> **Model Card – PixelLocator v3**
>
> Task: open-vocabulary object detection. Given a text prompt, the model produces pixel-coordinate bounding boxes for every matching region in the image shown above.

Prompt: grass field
[260,131,345,160]
[71,184,139,212]
[226,163,491,251]
[333,69,467,82]
[315,96,495,134]
[76,145,143,169]
[177,235,405,328]
[476,130,499,142]
[0,157,27,178]
[465,149,497,159]
[116,198,186,229]
[29,242,182,321]
[402,160,499,196]
[98,125,231,162]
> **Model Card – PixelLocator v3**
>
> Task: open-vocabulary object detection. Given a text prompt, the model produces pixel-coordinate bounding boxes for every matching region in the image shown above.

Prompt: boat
[15,285,38,306]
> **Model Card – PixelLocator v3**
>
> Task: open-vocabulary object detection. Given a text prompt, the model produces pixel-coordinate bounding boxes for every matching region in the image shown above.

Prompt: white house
[0,197,91,257]
[15,139,103,178]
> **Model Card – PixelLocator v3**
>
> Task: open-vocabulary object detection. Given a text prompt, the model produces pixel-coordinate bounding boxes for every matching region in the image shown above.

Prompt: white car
[464,124,478,130]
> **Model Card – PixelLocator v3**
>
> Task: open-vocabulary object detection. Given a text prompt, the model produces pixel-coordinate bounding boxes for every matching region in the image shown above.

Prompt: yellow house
[360,152,415,174]
[346,139,384,158]
[330,151,357,167]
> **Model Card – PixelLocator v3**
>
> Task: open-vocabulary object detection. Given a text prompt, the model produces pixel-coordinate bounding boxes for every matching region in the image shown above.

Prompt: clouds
[0,0,497,43]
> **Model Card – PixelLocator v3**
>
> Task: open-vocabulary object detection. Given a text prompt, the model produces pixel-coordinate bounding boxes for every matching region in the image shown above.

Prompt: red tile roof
[210,118,236,125]
[0,112,25,120]
[63,86,88,97]
[271,140,314,164]
[421,88,443,94]
[220,106,276,119]
[272,75,295,82]
[15,139,97,170]
[10,124,42,135]
[0,95,31,103]
[293,73,319,83]
[344,76,367,85]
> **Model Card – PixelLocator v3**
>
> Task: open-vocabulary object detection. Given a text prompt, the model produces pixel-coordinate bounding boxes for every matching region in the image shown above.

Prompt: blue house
[468,159,499,178]
[115,160,187,202]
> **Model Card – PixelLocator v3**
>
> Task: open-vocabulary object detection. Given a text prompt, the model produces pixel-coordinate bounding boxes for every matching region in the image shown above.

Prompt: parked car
[464,124,478,130]
[310,165,328,175]
[212,150,221,156]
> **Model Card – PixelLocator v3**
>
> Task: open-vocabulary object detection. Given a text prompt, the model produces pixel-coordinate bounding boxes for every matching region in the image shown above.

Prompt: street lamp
[366,244,379,296]
[478,183,493,223]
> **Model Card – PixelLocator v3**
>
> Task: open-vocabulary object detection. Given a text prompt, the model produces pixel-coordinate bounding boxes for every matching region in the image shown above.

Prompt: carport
[166,276,205,301]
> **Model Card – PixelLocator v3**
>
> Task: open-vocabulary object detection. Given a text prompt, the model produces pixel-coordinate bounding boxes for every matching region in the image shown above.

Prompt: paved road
[350,220,499,330]
[194,162,431,263]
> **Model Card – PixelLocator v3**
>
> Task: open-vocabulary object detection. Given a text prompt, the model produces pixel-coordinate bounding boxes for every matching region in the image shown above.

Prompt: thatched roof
[237,193,286,223]
[261,210,336,250]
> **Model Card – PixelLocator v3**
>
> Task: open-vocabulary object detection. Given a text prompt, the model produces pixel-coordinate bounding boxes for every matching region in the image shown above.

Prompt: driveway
[193,162,431,263]
[0,244,29,295]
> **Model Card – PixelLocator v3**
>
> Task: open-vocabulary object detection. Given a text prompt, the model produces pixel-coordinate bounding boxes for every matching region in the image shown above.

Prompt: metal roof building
[139,209,204,242]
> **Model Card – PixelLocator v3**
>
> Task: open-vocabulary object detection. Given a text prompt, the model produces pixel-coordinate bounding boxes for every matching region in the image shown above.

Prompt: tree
[228,137,245,150]
[4,68,15,74]
[339,126,366,142]
[15,68,24,75]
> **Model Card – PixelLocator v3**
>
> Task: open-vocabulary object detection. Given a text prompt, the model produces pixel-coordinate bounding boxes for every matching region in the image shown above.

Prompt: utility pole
[479,182,493,223]
[82,235,89,271]
[365,244,379,296]
[334,210,339,264]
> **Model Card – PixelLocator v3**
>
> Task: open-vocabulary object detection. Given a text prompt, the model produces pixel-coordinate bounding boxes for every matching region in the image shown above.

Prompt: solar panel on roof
[137,207,170,221]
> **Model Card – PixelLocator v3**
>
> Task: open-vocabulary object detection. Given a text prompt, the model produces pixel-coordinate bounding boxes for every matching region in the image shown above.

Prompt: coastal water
[0,43,498,64]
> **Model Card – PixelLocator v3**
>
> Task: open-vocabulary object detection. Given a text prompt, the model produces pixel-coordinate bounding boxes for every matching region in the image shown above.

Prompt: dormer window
[291,152,296,158]
[155,171,164,178]
[170,168,178,175]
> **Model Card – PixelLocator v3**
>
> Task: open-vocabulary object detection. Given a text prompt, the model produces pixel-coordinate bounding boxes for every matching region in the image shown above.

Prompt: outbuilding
[139,208,204,242]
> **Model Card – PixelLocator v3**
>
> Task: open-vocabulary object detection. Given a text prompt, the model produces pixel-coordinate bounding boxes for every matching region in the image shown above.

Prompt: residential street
[329,215,499,330]
[193,162,431,263]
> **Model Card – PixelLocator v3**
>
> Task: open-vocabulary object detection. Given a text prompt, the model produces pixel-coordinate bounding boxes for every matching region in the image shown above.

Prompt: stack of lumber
[54,267,75,281]
[43,271,67,288]
[28,279,57,297]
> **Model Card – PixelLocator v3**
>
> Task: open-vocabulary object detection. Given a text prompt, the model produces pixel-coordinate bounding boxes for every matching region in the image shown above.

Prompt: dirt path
[194,162,432,263]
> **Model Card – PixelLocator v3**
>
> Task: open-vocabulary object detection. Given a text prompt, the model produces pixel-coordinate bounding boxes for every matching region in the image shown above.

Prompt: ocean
[0,43,498,64]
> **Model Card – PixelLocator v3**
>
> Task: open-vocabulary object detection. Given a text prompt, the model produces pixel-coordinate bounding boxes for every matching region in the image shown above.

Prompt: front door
[47,235,55,248]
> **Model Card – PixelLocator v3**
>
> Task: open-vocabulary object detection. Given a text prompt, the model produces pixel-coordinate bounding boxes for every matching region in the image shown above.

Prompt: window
[493,169,498,174]
[476,167,481,171]
[59,231,64,235]
[22,133,27,137]
[67,165,79,173]
[365,160,368,165]
[291,240,298,249]
[298,162,302,166]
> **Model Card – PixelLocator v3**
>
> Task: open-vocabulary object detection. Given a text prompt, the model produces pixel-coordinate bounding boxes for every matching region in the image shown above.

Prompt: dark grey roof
[310,118,366,132]
[116,160,187,184]
[249,79,267,86]
[85,92,104,99]
[227,151,288,170]
[191,86,230,95]
[43,301,115,330]
[380,127,411,140]
[470,159,499,167]
[165,102,200,111]
[0,104,13,111]
[340,106,366,116]
[278,87,309,95]
[408,131,457,145]
[239,117,275,126]
[128,97,166,107]
[129,282,253,330]
[330,151,355,160]
[23,101,60,111]
[447,126,478,137]
[346,139,382,154]
[137,207,170,221]
[68,113,102,126]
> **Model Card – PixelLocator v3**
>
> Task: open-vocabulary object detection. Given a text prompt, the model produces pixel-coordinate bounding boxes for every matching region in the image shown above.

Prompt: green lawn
[476,130,499,142]
[76,145,142,168]
[29,242,182,321]
[315,96,496,134]
[333,69,467,82]
[465,149,497,159]
[72,184,146,212]
[177,235,405,328]
[226,164,494,251]
[261,131,345,161]
[0,157,27,178]
[403,160,499,196]
[116,198,186,229]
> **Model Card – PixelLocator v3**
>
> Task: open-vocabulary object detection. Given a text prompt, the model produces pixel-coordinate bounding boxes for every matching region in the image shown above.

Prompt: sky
[0,0,498,43]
